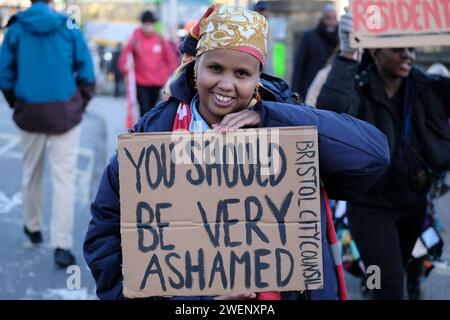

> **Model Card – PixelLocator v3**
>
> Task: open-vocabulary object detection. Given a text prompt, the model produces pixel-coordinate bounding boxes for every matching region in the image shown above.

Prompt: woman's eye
[208,65,222,72]
[237,70,249,77]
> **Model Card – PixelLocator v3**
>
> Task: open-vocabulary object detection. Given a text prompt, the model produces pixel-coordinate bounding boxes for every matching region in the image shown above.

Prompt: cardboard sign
[118,127,322,298]
[350,0,450,48]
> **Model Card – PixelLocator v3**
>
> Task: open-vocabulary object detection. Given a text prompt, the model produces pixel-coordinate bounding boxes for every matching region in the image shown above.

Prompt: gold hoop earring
[193,72,197,90]
[254,83,261,100]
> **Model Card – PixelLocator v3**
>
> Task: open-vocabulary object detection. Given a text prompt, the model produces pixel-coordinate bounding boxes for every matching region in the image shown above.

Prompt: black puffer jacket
[317,56,450,209]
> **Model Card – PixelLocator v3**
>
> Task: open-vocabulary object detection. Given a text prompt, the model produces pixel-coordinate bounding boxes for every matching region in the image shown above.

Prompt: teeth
[214,93,232,103]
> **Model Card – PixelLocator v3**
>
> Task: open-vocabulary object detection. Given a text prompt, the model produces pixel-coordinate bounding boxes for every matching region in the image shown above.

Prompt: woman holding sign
[84,4,390,300]
[316,11,450,299]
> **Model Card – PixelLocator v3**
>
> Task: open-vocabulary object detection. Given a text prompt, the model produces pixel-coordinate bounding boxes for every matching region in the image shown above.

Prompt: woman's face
[373,48,416,79]
[195,49,260,126]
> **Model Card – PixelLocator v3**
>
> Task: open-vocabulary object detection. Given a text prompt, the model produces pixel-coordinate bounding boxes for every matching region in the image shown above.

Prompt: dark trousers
[347,203,426,299]
[136,85,161,117]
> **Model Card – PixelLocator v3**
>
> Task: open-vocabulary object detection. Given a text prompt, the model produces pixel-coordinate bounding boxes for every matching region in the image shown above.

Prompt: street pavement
[0,94,449,300]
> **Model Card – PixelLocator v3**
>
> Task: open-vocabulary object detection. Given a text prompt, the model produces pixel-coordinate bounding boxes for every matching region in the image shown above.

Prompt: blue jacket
[0,2,95,134]
[84,66,390,300]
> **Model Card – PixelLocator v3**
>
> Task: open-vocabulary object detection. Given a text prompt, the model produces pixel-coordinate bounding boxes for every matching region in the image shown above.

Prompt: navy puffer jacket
[84,67,389,300]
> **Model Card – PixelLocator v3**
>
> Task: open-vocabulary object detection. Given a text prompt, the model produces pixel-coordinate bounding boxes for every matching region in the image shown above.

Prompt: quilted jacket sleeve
[258,101,390,200]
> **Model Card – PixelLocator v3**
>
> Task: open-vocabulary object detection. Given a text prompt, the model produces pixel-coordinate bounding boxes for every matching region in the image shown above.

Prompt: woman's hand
[214,291,257,300]
[212,110,260,132]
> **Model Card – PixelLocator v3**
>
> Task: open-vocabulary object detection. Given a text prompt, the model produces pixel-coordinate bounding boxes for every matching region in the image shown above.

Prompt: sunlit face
[194,49,261,126]
[373,48,416,79]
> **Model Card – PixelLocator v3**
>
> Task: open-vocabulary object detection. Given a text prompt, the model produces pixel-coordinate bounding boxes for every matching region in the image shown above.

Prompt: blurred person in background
[111,42,125,97]
[304,47,342,106]
[253,0,268,17]
[252,1,273,75]
[119,10,179,117]
[316,10,450,300]
[292,4,338,99]
[0,0,95,267]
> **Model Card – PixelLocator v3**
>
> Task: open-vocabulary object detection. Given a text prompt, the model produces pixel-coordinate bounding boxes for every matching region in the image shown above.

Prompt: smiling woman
[195,49,261,126]
[164,3,269,133]
[84,3,391,302]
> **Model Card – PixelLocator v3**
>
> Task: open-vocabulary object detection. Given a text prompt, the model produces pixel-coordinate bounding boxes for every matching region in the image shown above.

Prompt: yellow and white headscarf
[194,4,268,65]
[164,4,267,97]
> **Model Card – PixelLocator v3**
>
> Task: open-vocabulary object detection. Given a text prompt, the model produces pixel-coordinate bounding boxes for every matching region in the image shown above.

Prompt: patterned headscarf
[164,4,267,98]
[192,4,268,65]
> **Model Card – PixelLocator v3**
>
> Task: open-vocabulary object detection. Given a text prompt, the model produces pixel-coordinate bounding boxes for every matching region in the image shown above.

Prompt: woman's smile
[211,92,236,108]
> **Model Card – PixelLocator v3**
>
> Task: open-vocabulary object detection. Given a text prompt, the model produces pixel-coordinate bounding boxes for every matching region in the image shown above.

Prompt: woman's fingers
[213,110,260,132]
[214,112,241,129]
[230,114,260,129]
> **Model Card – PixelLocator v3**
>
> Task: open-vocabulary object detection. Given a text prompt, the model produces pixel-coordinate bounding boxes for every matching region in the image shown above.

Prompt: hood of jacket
[10,2,66,34]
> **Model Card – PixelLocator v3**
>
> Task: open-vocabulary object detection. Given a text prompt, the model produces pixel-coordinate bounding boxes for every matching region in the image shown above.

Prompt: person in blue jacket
[0,0,95,267]
[84,4,389,300]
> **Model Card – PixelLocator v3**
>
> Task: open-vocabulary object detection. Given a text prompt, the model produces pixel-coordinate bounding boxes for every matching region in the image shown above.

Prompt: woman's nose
[217,75,234,91]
